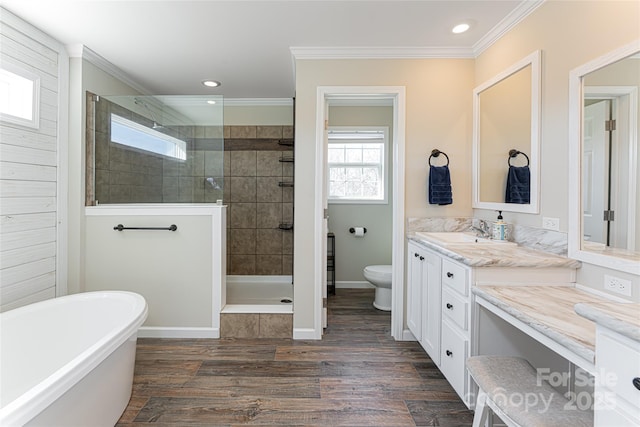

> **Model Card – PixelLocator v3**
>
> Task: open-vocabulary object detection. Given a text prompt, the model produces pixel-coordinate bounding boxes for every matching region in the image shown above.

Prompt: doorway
[314,87,407,340]
[583,86,638,251]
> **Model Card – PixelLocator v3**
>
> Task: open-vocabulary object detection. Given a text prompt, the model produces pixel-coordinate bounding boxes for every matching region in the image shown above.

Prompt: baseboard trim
[336,281,374,289]
[293,327,321,340]
[138,326,219,339]
[401,328,417,341]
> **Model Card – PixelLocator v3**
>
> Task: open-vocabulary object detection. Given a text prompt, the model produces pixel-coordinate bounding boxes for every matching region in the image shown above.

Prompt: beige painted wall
[294,58,475,331]
[474,0,640,297]
[327,106,394,282]
[224,105,293,125]
[67,57,140,295]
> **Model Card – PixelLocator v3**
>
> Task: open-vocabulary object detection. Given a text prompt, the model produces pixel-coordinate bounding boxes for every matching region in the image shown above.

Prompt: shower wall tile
[229,228,256,254]
[229,254,256,275]
[282,203,293,224]
[229,203,257,228]
[230,126,257,139]
[257,152,283,176]
[282,255,293,275]
[256,255,282,275]
[204,151,225,176]
[283,126,294,139]
[256,203,281,229]
[282,231,293,255]
[230,177,257,202]
[230,151,257,176]
[256,126,283,139]
[256,177,282,203]
[282,187,293,203]
[220,313,259,338]
[256,229,282,254]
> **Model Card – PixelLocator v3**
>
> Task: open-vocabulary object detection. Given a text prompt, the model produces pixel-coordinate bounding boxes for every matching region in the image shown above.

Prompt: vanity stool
[467,356,593,427]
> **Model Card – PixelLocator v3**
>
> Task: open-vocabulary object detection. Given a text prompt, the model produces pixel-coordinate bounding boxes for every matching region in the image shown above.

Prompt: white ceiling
[0,0,540,99]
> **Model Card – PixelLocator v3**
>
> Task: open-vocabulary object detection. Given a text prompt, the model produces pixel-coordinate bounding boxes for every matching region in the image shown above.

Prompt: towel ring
[508,149,529,167]
[429,149,450,166]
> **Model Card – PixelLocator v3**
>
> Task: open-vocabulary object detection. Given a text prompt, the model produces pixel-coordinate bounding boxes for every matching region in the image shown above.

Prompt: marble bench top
[408,233,581,269]
[472,285,627,364]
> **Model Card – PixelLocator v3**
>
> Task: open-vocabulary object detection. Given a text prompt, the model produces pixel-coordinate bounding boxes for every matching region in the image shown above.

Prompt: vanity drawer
[441,319,468,399]
[442,287,468,331]
[442,259,468,296]
[596,331,640,409]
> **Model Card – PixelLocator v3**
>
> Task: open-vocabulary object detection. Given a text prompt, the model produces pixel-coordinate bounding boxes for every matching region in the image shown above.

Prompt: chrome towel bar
[113,224,177,231]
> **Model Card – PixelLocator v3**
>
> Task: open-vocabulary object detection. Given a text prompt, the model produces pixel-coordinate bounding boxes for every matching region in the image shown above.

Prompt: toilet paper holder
[349,227,367,234]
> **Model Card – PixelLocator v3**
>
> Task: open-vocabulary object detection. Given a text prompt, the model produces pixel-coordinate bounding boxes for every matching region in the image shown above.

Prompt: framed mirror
[569,40,640,275]
[472,51,541,213]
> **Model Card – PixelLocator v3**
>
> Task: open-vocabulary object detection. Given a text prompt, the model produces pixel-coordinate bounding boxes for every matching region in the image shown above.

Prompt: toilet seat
[363,265,392,282]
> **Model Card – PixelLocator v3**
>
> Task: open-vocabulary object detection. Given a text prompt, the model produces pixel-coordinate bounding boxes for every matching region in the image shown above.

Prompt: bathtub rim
[0,291,148,426]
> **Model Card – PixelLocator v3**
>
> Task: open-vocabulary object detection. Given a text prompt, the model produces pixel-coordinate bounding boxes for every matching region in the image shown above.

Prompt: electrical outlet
[604,275,632,297]
[542,217,560,231]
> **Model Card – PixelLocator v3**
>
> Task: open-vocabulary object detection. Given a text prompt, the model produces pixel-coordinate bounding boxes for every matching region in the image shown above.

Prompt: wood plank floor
[117,289,473,426]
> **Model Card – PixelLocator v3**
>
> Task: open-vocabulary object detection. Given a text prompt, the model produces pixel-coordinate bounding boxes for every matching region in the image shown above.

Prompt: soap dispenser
[492,211,509,241]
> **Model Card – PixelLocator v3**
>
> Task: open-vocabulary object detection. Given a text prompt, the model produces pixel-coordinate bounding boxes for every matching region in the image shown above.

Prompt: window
[110,113,186,160]
[0,63,40,128]
[328,127,388,203]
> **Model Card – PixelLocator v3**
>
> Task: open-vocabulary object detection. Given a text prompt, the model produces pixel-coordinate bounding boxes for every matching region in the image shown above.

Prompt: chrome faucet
[470,220,492,238]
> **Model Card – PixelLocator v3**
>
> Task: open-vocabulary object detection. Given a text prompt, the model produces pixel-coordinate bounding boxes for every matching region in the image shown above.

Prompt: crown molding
[290,46,475,60]
[224,98,294,106]
[66,44,152,95]
[473,0,545,56]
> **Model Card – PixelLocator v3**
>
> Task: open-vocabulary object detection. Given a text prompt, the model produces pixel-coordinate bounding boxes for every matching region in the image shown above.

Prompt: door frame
[314,86,406,340]
[584,86,638,251]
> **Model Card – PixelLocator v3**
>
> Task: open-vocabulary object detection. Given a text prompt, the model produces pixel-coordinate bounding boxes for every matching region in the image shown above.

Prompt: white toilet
[363,265,392,311]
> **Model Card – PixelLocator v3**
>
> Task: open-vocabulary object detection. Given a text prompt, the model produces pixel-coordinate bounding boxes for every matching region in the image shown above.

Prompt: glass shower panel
[91,95,224,204]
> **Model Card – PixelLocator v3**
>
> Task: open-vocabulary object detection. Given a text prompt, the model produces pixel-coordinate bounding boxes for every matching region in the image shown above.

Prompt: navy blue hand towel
[428,165,453,205]
[505,165,530,204]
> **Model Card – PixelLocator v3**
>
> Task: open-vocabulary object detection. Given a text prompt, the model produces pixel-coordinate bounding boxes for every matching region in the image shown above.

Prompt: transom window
[0,63,40,128]
[110,113,187,160]
[328,127,388,203]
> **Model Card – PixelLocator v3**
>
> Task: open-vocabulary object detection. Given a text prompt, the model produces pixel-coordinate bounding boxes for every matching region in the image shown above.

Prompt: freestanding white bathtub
[0,291,148,426]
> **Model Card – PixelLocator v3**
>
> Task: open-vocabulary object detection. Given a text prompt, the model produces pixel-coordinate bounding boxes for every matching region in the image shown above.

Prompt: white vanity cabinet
[406,240,442,364]
[440,257,472,401]
[594,327,640,426]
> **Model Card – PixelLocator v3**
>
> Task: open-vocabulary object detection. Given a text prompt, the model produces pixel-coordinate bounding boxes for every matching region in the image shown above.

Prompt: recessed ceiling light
[207,100,217,105]
[202,80,221,88]
[452,23,470,34]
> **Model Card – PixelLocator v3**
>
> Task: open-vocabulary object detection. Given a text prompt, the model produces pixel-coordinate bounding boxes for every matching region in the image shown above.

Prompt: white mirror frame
[472,50,541,213]
[568,39,640,275]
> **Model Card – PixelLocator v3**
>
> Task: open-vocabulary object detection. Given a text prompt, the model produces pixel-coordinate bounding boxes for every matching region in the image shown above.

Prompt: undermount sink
[415,232,517,247]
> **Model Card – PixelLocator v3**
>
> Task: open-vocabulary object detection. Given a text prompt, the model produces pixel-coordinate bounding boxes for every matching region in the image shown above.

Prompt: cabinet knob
[633,377,640,391]
[414,253,419,257]
[446,350,453,357]
[446,303,453,310]
[447,272,454,278]
[419,256,425,261]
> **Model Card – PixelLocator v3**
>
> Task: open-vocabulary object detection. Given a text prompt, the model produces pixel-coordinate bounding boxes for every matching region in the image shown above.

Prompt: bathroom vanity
[407,231,640,425]
[407,232,580,406]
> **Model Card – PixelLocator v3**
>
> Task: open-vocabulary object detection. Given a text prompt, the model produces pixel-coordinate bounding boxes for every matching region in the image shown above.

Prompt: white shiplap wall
[0,8,68,312]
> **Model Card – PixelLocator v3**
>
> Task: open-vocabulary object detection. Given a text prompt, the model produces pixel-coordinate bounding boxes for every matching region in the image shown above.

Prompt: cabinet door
[421,251,441,365]
[407,242,423,340]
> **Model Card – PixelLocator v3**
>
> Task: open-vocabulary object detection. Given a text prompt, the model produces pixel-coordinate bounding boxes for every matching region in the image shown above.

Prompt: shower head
[134,97,163,130]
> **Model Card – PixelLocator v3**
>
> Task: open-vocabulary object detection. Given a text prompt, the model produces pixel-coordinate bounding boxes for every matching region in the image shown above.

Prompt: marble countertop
[574,302,640,342]
[472,285,628,363]
[408,233,581,269]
